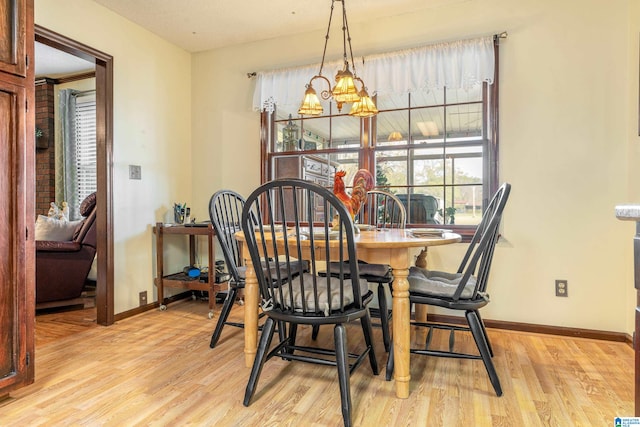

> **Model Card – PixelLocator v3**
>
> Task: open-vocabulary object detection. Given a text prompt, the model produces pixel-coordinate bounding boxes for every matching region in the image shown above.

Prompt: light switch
[129,165,142,180]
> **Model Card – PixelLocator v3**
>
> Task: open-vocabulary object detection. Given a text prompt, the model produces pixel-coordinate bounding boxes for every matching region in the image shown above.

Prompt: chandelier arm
[318,0,337,77]
[353,76,366,92]
[308,75,333,100]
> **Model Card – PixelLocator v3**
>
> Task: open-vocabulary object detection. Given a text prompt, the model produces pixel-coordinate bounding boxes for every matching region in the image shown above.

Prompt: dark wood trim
[55,71,96,84]
[260,110,269,184]
[113,292,193,322]
[34,25,114,326]
[489,35,500,198]
[427,313,632,345]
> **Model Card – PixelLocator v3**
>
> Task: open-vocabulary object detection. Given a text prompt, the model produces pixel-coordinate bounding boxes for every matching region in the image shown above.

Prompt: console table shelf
[153,222,227,318]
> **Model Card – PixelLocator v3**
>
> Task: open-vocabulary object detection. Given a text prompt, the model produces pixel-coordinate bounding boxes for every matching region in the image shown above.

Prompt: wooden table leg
[244,259,259,367]
[392,266,411,398]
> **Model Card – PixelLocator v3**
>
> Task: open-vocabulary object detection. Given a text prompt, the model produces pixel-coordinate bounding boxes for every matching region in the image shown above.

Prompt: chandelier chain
[341,0,357,77]
[318,0,337,77]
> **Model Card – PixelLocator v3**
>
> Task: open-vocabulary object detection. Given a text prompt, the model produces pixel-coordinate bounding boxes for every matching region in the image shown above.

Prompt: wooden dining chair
[386,182,511,397]
[354,190,406,352]
[319,189,406,351]
[208,190,251,348]
[241,178,379,427]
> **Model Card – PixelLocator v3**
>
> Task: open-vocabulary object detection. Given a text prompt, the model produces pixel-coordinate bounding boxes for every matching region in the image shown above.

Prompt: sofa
[35,192,97,308]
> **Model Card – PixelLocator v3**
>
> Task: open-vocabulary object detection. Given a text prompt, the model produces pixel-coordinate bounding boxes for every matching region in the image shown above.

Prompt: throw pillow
[35,215,82,241]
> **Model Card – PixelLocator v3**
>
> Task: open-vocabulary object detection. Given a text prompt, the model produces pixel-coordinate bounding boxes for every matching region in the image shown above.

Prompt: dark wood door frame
[34,25,114,325]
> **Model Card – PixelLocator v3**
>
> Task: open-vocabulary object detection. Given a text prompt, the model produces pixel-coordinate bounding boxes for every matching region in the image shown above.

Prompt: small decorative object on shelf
[174,203,190,224]
[332,168,374,232]
[282,114,299,151]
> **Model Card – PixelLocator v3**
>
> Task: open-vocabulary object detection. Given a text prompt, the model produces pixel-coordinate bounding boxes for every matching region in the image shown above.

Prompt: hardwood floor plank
[0,300,633,426]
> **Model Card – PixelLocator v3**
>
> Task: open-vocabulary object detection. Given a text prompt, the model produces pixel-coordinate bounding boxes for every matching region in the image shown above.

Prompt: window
[74,95,97,206]
[256,35,500,237]
[58,88,97,219]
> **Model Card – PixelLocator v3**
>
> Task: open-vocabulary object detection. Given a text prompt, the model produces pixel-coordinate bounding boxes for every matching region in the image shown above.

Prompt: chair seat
[237,259,310,281]
[277,273,369,316]
[324,260,392,281]
[408,266,477,299]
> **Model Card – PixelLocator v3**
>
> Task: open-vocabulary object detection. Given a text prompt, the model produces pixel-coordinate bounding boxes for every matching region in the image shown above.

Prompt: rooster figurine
[333,169,375,221]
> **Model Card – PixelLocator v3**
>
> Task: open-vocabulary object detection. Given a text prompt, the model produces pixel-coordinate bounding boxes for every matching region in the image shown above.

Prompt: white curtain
[57,89,80,219]
[253,35,495,114]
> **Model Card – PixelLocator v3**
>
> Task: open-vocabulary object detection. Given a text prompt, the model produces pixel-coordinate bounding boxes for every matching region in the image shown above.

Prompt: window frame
[260,39,500,241]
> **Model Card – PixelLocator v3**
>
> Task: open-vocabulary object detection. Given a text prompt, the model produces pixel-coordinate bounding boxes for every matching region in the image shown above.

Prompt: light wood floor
[1,299,634,426]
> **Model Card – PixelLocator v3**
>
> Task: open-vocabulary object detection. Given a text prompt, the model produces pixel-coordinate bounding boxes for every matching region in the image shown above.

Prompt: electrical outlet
[139,291,148,306]
[555,280,568,297]
[129,164,142,180]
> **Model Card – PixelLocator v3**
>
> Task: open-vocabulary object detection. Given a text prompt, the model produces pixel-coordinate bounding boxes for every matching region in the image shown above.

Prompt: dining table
[237,227,462,399]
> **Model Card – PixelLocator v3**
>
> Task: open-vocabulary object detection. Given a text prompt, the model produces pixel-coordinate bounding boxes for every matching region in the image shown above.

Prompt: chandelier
[298,0,378,118]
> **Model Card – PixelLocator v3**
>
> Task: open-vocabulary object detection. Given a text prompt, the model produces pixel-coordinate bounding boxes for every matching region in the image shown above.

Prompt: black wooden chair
[209,189,310,349]
[319,189,406,352]
[241,179,379,427]
[386,182,511,397]
[355,190,405,352]
[208,190,250,348]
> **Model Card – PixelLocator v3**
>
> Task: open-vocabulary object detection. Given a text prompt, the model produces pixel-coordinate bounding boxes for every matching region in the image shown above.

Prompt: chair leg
[243,317,277,406]
[311,324,320,340]
[377,283,391,352]
[277,320,287,344]
[475,310,494,357]
[385,339,394,381]
[334,324,352,427]
[360,311,379,375]
[466,311,502,397]
[285,323,298,355]
[209,287,238,348]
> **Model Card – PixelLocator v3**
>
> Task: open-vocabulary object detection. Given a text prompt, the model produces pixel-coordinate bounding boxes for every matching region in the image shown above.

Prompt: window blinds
[74,97,97,210]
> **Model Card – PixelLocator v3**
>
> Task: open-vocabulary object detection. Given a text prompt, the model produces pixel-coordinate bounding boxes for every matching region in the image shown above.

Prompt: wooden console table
[153,222,226,318]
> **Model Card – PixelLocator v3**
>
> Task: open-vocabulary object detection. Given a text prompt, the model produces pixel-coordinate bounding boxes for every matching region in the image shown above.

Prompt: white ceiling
[34,0,466,77]
[91,0,467,53]
[34,0,482,141]
[35,42,95,79]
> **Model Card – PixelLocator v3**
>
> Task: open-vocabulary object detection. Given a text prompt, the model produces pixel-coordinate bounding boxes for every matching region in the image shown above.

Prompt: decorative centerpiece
[332,169,374,232]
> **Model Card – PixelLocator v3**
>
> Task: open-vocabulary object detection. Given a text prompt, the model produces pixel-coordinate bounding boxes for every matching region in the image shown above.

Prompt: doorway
[34,26,114,325]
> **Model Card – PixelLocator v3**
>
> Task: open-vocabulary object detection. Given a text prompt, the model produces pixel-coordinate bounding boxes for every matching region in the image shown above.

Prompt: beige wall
[36,0,192,312]
[192,0,635,333]
[34,0,638,333]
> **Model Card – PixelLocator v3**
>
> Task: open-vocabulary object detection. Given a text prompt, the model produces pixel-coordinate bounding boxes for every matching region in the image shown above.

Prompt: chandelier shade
[349,88,378,118]
[298,84,324,116]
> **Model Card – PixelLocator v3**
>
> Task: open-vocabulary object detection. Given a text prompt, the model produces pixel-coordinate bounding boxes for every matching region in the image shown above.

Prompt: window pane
[275,117,302,152]
[450,184,483,225]
[413,156,445,186]
[330,151,359,180]
[443,145,483,185]
[410,89,445,106]
[376,150,407,188]
[445,86,482,104]
[327,114,360,149]
[411,106,444,143]
[377,109,408,147]
[446,103,483,138]
[376,92,409,110]
[300,116,330,150]
[74,97,96,219]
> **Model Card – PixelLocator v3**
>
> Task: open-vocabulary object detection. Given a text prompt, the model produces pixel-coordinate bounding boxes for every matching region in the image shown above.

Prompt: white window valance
[253,35,495,113]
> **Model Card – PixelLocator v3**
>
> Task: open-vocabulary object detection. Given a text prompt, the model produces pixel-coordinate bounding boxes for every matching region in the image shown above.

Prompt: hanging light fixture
[388,131,403,141]
[298,0,378,118]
